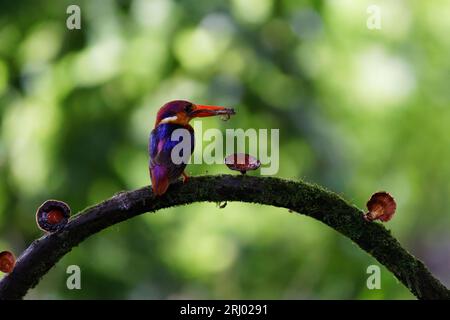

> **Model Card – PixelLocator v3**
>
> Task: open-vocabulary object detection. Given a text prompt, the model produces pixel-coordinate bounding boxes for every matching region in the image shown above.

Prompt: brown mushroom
[0,251,16,273]
[224,153,261,174]
[36,200,71,233]
[364,192,396,222]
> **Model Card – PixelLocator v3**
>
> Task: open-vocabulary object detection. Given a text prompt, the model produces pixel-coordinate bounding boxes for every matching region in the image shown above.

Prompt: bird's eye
[184,103,193,113]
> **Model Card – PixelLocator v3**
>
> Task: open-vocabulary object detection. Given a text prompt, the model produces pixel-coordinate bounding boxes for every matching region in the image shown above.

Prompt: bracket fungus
[0,251,16,273]
[225,153,261,175]
[36,200,71,233]
[364,192,396,222]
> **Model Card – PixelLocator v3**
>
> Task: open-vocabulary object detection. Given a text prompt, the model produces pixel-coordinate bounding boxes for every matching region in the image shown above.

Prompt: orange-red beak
[189,104,235,118]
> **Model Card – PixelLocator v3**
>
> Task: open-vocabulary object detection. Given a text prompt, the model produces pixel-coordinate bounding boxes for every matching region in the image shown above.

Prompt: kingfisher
[149,100,235,196]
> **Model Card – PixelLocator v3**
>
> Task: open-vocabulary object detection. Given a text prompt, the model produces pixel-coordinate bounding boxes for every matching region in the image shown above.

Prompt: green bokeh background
[0,0,449,299]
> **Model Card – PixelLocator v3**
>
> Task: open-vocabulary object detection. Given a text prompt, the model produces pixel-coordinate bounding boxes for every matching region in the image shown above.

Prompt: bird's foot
[182,171,189,184]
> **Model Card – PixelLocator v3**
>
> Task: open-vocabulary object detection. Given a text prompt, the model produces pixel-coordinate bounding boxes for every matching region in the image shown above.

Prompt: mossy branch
[0,175,448,300]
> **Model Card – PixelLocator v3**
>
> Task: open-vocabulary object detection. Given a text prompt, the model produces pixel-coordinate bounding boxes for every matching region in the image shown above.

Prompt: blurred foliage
[0,0,449,299]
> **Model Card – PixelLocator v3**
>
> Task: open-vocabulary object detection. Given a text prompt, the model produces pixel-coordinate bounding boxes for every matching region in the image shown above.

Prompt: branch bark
[0,175,448,300]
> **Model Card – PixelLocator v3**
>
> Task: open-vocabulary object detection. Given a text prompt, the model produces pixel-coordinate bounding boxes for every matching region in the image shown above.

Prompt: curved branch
[0,175,448,300]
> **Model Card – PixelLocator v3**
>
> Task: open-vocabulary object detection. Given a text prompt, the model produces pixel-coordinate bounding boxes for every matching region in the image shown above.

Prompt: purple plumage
[149,123,194,195]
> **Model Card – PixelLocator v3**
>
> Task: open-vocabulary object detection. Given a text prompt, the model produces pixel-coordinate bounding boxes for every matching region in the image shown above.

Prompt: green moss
[1,175,448,300]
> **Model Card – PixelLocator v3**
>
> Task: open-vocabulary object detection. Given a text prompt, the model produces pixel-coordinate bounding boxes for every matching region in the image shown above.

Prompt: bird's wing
[149,124,194,166]
[149,124,194,195]
[149,129,170,195]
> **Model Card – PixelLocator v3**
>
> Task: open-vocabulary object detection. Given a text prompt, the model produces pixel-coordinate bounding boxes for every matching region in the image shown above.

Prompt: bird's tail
[150,165,169,196]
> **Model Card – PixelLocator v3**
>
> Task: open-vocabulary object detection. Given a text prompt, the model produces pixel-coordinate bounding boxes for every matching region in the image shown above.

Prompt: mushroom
[224,153,261,174]
[0,251,16,273]
[36,200,71,233]
[364,192,396,222]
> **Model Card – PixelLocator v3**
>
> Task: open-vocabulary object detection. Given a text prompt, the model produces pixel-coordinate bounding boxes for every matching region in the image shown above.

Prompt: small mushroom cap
[224,153,261,173]
[365,192,396,222]
[0,251,16,273]
[36,200,71,233]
